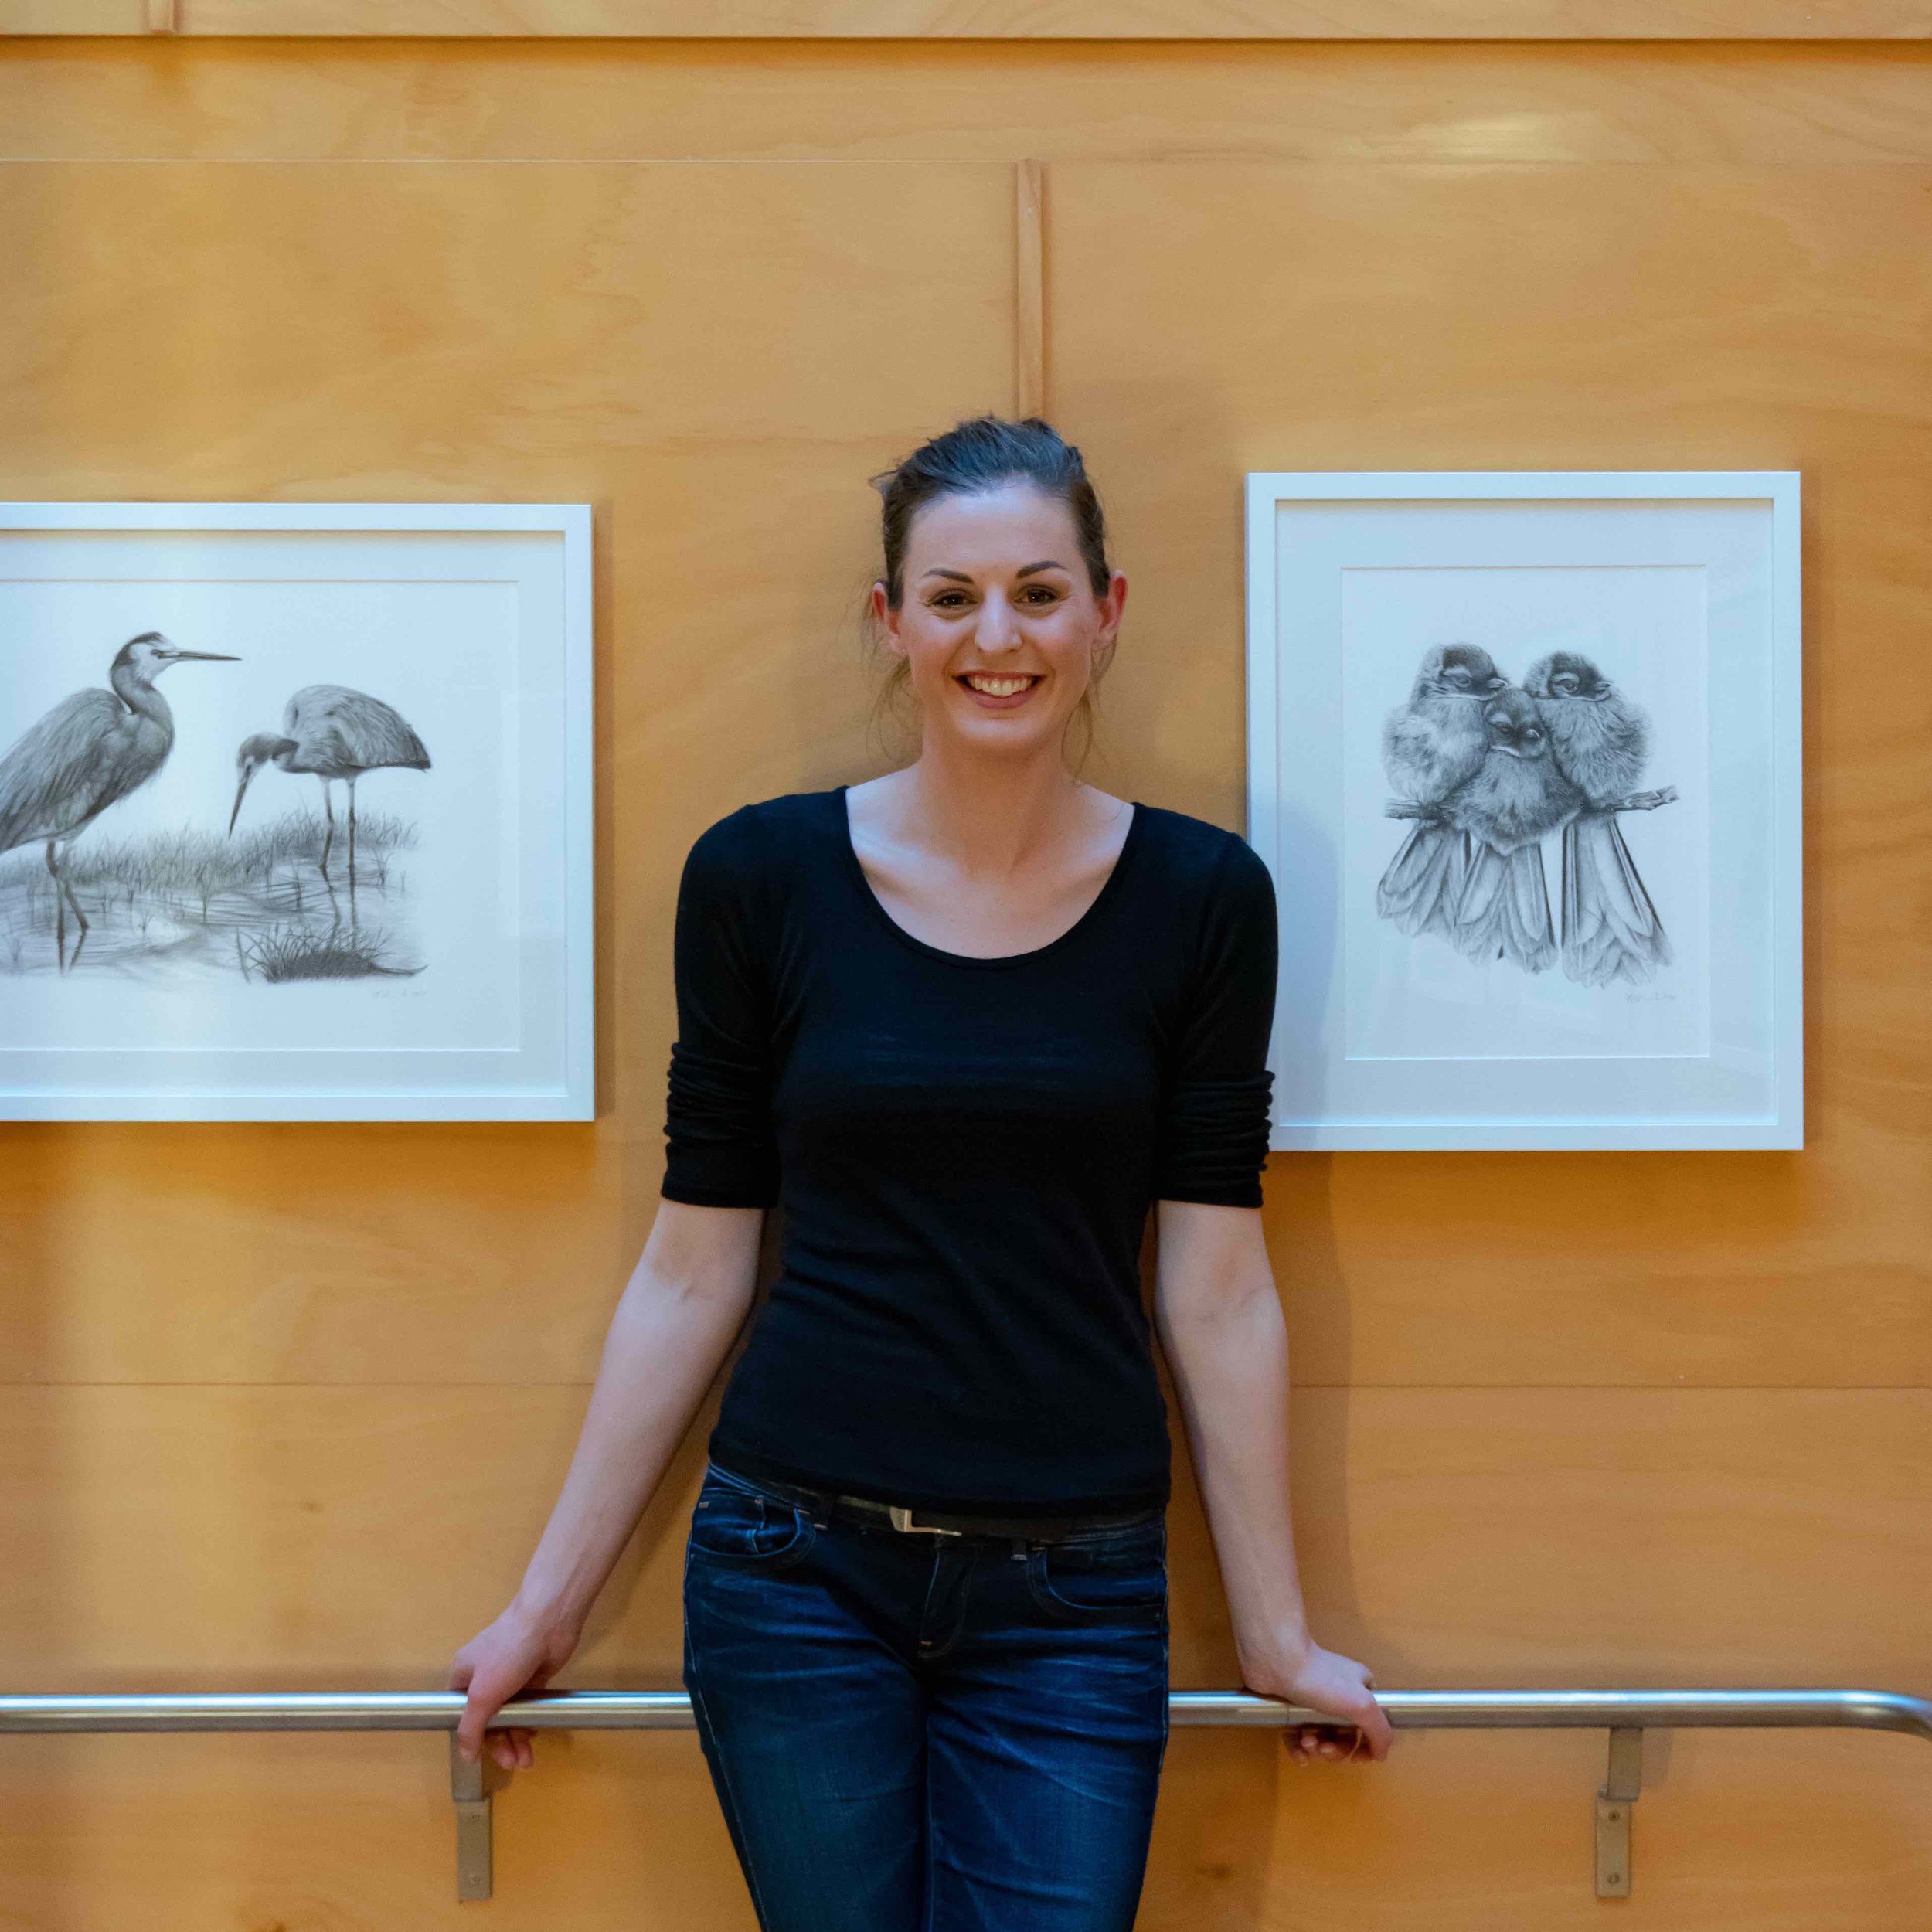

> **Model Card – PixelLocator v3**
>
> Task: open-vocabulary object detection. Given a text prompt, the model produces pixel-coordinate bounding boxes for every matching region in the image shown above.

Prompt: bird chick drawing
[1376,643,1508,940]
[0,632,237,970]
[1522,652,1677,988]
[1441,684,1583,974]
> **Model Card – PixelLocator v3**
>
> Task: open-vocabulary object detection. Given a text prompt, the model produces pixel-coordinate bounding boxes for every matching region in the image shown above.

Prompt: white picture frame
[0,502,594,1121]
[1245,471,1801,1152]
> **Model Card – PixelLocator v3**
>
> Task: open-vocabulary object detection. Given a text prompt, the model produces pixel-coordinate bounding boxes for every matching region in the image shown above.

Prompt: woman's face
[872,481,1126,760]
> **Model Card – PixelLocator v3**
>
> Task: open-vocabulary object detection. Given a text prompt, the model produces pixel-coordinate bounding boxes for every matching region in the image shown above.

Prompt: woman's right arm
[447,1197,764,1770]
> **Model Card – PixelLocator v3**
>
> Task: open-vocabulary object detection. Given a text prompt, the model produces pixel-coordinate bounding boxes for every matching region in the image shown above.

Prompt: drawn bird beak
[166,651,240,662]
[227,770,254,837]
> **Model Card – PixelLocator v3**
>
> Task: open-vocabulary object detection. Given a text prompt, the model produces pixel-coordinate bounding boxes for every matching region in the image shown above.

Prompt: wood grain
[1049,159,1932,1389]
[0,155,1013,1351]
[126,0,1932,40]
[0,0,141,27]
[6,43,1932,168]
[1015,158,1045,417]
[4,1385,1929,1687]
[0,40,1929,1932]
[0,1726,1927,1929]
[6,149,1921,1392]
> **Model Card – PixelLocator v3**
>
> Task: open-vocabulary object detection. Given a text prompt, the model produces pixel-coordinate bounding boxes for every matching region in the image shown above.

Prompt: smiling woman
[449,415,1389,1932]
[866,415,1117,770]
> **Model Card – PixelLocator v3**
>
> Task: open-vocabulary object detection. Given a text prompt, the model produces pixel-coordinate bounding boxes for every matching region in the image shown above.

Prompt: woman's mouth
[957,672,1042,705]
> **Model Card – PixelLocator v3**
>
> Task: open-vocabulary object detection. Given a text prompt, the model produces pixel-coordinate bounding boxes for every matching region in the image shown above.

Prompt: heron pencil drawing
[0,631,238,971]
[230,685,431,886]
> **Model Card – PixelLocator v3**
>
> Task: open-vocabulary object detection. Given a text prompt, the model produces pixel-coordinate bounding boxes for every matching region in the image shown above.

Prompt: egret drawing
[229,684,431,886]
[0,631,237,970]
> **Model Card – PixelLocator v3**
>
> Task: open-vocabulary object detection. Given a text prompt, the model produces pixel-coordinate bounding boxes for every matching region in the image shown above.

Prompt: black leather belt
[711,1459,1162,1545]
[828,1491,1163,1543]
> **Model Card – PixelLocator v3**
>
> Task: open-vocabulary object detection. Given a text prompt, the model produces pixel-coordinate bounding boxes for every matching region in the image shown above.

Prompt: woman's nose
[973,595,1022,650]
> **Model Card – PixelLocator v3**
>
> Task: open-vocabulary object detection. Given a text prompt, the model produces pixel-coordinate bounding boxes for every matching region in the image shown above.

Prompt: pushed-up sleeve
[661,814,781,1209]
[1154,838,1278,1208]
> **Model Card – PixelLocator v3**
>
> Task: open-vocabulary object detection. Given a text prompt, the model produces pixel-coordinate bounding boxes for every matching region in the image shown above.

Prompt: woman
[449,416,1391,1931]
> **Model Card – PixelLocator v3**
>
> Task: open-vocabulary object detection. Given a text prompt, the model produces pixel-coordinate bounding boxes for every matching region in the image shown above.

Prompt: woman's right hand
[447,1603,581,1773]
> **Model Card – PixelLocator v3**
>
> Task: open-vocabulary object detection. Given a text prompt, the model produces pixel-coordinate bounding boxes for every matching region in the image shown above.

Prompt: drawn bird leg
[1376,821,1471,942]
[317,777,335,878]
[1454,841,1556,974]
[44,839,89,974]
[346,775,359,890]
[1602,786,1678,814]
[1561,813,1672,988]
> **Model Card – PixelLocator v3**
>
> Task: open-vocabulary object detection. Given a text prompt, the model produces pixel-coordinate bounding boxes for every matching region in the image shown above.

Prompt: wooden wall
[0,28,1928,1932]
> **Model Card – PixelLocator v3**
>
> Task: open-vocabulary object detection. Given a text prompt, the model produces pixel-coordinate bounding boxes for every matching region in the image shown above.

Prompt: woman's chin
[938,708,1066,755]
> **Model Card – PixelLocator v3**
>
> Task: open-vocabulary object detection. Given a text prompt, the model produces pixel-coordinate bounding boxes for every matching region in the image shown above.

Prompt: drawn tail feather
[1561,813,1671,988]
[1376,823,1469,940]
[1453,841,1556,973]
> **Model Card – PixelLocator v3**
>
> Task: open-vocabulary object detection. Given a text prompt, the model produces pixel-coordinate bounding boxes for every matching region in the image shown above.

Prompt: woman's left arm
[1152,1197,1394,1764]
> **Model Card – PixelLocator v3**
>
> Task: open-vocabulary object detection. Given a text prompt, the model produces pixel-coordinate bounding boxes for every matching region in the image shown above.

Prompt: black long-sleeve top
[661,786,1277,1517]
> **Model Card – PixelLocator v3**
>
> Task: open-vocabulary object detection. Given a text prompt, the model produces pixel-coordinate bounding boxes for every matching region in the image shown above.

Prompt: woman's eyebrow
[918,560,1066,583]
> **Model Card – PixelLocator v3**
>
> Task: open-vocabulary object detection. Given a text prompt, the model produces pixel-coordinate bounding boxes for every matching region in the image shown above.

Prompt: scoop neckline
[834,784,1146,971]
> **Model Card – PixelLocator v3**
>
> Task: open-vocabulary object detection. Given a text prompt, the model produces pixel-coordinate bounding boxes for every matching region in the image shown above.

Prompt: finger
[456,1685,499,1764]
[1355,1702,1397,1760]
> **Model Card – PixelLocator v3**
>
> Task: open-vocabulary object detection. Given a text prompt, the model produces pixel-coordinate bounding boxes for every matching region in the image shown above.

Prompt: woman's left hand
[1241,1634,1395,1764]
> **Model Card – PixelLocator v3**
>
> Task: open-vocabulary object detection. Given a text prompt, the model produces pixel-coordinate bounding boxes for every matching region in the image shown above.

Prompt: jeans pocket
[1026,1520,1167,1625]
[689,1472,817,1569]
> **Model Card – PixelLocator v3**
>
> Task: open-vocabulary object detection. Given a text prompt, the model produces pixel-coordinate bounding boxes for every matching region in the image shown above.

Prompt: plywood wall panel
[0,0,144,28]
[0,39,1927,1932]
[5,1386,1929,1690]
[7,43,1932,167]
[0,1124,633,1383]
[1,1726,1927,1930]
[0,153,1009,1386]
[63,0,1932,40]
[1050,159,1932,1389]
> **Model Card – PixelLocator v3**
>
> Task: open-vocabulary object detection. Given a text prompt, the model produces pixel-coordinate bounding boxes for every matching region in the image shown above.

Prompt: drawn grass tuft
[240,923,420,983]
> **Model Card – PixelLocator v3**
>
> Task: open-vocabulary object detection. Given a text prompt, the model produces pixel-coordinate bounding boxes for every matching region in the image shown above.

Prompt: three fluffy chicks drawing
[1377,644,1678,988]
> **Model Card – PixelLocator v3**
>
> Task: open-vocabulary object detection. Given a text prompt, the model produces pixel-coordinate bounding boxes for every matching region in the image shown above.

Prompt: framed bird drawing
[0,503,592,1121]
[1245,471,1801,1151]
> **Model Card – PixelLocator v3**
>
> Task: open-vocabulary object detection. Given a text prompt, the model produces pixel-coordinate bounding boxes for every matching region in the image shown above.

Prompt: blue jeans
[682,1458,1171,1932]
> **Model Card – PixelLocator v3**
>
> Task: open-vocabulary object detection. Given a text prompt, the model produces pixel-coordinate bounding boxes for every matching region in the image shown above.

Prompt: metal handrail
[2,1684,1929,1738]
[4,1686,1927,1903]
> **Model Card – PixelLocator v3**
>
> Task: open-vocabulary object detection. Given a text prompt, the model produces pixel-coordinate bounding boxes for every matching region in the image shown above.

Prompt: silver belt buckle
[887,1505,961,1536]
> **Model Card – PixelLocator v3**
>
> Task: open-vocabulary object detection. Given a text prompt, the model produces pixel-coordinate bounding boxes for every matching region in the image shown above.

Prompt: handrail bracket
[1594,1726,1642,1899]
[449,1734,496,1903]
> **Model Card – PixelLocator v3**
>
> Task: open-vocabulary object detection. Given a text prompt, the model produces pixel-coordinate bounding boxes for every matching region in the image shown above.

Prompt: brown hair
[864,414,1115,764]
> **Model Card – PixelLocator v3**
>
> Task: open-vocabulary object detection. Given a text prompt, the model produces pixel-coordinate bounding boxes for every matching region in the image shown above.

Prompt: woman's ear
[870,581,904,655]
[1094,570,1128,659]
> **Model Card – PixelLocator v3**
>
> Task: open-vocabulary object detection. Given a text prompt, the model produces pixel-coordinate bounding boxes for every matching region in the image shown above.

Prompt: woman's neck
[886,741,1091,877]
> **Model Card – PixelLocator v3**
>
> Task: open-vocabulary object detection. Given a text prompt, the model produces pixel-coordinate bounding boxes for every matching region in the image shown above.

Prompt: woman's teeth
[962,673,1037,697]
